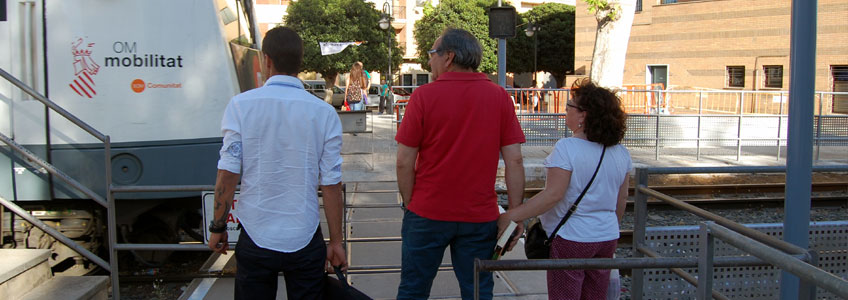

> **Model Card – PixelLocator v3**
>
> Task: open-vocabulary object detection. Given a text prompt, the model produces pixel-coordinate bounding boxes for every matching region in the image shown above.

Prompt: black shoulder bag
[525,146,606,259]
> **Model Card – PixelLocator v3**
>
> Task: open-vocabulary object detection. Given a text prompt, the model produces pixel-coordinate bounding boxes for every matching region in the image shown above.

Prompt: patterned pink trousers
[547,236,617,300]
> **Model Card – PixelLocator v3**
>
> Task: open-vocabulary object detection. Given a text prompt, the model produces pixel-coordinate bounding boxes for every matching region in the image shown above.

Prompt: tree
[507,3,575,87]
[285,0,402,99]
[585,0,636,88]
[413,0,501,73]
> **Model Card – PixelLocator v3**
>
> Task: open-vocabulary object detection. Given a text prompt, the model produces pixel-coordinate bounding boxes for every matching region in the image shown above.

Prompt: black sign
[488,7,516,39]
[1,0,7,22]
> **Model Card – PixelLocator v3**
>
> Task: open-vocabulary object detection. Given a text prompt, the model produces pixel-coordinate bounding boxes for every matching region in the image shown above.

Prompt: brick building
[574,0,848,97]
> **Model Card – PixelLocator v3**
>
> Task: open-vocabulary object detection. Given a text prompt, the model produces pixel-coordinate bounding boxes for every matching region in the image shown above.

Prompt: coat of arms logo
[69,38,100,98]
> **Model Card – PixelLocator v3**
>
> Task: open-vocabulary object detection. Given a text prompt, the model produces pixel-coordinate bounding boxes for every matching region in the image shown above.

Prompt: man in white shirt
[207,26,347,300]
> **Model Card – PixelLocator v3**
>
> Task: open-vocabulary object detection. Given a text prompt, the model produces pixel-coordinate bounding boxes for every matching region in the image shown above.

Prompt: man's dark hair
[262,26,303,75]
[571,78,628,146]
[438,28,482,71]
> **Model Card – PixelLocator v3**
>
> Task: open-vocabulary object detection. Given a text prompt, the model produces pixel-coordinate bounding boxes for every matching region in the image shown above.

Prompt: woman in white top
[498,78,631,300]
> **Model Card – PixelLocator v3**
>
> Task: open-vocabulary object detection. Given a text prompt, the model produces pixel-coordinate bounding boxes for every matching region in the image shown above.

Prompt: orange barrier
[621,83,667,114]
[508,89,571,114]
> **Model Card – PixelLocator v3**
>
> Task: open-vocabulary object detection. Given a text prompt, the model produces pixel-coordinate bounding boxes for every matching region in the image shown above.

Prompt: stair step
[0,249,52,299]
[19,276,109,300]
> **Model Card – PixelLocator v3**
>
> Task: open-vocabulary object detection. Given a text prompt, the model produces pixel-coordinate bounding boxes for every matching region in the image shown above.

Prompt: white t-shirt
[217,75,343,252]
[539,138,632,243]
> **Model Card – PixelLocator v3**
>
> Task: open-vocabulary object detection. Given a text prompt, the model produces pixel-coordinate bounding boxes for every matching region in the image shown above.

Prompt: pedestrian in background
[379,79,392,114]
[395,28,526,300]
[345,61,368,111]
[208,26,347,300]
[497,78,631,300]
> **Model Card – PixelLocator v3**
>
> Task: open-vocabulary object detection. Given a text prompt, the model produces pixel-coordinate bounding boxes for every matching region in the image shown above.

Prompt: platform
[183,112,847,300]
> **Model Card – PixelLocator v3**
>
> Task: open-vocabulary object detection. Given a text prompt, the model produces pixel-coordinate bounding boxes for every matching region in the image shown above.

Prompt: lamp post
[524,23,539,87]
[379,0,392,111]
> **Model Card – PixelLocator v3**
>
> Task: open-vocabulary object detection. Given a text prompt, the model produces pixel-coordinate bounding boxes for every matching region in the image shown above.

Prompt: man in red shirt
[395,28,526,300]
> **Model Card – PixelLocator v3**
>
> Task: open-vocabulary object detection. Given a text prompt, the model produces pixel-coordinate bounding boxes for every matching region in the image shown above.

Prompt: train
[1,0,263,274]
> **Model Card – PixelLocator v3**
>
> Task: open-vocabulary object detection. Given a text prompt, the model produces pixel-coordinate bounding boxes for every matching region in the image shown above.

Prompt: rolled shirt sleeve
[218,100,242,174]
[319,112,343,185]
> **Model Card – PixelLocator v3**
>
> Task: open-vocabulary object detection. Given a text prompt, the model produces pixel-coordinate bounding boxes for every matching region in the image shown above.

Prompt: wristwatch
[208,221,227,233]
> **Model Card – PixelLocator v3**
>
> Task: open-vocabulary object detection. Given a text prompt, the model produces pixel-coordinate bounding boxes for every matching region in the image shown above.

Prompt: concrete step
[19,275,109,300]
[0,249,52,299]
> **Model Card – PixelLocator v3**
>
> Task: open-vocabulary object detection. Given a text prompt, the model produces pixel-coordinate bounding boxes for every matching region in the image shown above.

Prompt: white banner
[319,41,363,55]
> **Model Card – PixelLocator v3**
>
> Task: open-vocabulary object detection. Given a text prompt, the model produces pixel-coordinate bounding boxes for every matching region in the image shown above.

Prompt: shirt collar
[435,72,490,82]
[264,75,305,90]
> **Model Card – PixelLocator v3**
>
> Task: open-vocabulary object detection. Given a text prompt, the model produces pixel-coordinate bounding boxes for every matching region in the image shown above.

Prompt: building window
[763,65,783,88]
[727,66,745,88]
[833,65,848,114]
[402,74,413,93]
[661,0,677,4]
[636,0,642,12]
[416,74,429,86]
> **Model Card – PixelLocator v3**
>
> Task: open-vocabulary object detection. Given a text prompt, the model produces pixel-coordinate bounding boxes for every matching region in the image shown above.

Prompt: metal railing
[512,89,848,161]
[698,222,848,299]
[0,68,119,297]
[473,165,848,300]
[506,88,848,116]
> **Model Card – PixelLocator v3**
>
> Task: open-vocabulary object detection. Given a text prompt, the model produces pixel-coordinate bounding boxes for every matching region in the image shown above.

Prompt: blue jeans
[350,101,364,111]
[397,210,498,300]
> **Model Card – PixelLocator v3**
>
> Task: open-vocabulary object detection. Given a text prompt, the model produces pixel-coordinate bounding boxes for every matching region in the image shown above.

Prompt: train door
[0,0,52,201]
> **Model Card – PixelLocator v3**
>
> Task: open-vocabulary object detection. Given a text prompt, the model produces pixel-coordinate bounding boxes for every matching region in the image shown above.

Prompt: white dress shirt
[217,75,343,252]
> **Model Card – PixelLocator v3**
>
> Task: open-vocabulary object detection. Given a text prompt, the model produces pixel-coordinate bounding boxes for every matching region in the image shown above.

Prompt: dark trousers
[379,95,392,113]
[397,210,498,300]
[235,226,326,300]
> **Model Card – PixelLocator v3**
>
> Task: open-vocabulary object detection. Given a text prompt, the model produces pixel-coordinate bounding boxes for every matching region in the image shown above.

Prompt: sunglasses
[566,101,582,111]
[427,48,443,58]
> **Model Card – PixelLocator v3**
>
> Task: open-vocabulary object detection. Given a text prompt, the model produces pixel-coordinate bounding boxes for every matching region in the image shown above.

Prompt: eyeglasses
[427,48,442,58]
[566,101,582,111]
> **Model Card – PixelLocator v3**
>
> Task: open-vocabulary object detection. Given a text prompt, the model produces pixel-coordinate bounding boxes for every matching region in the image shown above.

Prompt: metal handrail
[629,165,848,299]
[0,68,107,142]
[704,222,848,298]
[0,195,110,269]
[473,255,786,300]
[0,132,107,207]
[637,246,729,300]
[636,186,809,255]
[0,67,117,298]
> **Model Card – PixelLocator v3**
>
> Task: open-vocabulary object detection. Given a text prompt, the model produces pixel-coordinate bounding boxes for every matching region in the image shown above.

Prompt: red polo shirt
[395,72,525,222]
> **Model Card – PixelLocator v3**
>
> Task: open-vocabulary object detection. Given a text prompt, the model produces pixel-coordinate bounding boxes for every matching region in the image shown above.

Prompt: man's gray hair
[438,28,482,71]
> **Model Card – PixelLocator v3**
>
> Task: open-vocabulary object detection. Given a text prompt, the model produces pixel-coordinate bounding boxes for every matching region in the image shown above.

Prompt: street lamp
[524,23,539,87]
[379,0,392,112]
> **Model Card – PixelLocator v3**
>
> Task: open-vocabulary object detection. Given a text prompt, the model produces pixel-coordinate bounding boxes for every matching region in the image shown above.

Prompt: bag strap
[544,146,606,246]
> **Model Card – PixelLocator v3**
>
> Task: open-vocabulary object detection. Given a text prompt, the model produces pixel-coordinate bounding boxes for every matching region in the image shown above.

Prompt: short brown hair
[571,78,627,146]
[262,27,303,75]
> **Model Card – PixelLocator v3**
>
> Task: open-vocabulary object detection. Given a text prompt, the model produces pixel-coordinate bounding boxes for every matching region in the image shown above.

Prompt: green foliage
[413,0,502,73]
[285,0,402,80]
[585,0,621,23]
[506,3,575,87]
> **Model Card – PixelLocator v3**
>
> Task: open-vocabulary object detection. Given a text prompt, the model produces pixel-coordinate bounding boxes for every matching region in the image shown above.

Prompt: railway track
[499,182,848,205]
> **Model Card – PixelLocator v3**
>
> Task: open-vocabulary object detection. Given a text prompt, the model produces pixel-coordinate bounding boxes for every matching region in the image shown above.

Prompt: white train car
[1,0,262,272]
